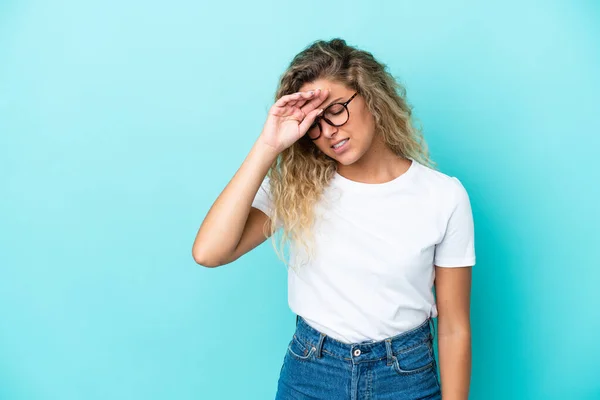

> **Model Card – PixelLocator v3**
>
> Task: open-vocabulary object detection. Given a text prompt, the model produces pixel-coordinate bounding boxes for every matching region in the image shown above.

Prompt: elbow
[192,247,222,268]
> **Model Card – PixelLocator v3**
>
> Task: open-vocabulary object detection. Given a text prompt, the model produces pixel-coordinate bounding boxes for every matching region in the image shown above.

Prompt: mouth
[331,138,350,153]
[331,138,349,149]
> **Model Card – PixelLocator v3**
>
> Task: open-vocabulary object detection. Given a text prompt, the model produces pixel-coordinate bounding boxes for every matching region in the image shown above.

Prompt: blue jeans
[275,315,441,399]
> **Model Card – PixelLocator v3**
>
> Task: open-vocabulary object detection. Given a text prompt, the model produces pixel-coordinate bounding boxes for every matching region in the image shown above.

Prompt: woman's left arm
[434,265,473,400]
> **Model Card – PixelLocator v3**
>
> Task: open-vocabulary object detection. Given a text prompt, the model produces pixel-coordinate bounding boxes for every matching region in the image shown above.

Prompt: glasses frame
[307,92,359,140]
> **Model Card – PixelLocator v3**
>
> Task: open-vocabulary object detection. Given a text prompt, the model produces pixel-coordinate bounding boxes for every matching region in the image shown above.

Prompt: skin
[193,77,473,399]
[299,78,473,399]
[298,79,413,183]
[434,266,472,400]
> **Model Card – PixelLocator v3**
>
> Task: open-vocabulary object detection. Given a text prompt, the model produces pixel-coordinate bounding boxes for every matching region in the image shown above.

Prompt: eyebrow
[323,97,343,109]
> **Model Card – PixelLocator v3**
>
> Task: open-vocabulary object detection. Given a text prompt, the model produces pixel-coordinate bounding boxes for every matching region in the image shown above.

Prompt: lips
[331,138,349,148]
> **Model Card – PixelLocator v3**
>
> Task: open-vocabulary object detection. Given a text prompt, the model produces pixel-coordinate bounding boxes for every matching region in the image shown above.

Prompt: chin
[332,152,360,165]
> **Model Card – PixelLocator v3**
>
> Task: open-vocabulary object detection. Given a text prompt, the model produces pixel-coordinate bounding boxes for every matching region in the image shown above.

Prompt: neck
[336,135,411,184]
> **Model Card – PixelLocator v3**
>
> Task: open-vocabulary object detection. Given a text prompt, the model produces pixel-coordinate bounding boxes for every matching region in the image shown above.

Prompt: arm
[191,140,279,267]
[434,265,472,400]
[191,88,329,268]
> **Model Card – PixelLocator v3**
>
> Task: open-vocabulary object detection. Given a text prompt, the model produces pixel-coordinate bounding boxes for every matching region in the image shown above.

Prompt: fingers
[291,88,329,110]
[274,90,313,108]
[298,88,329,113]
[274,88,329,109]
[298,107,324,135]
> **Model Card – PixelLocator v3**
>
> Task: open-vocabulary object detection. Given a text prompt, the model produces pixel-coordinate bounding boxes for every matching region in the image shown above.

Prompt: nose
[320,121,338,139]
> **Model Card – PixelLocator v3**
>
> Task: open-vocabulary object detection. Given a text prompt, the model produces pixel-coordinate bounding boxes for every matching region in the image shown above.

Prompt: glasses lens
[324,104,348,126]
[306,104,349,140]
[307,121,321,139]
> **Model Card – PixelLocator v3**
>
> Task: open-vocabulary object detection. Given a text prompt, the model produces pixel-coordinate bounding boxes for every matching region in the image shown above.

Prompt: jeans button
[353,348,361,356]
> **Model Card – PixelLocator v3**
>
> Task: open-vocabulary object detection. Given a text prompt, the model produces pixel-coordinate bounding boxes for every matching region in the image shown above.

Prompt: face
[298,79,377,166]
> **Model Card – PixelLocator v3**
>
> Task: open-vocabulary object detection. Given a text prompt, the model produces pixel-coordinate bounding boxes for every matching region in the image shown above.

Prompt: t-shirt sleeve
[251,175,282,230]
[251,176,273,217]
[434,177,476,267]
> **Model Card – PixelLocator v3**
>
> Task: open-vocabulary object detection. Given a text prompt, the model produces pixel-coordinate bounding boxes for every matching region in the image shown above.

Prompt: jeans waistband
[293,315,434,363]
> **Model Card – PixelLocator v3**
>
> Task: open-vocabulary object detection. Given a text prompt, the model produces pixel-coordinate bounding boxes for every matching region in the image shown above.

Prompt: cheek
[360,112,376,131]
[317,143,332,153]
[350,108,374,130]
[348,114,374,141]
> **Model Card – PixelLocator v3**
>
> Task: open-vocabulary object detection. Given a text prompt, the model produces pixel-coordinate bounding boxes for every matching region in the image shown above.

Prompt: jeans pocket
[287,334,316,362]
[391,338,435,376]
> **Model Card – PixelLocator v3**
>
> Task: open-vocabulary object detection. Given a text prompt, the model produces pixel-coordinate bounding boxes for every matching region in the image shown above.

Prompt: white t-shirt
[251,158,476,344]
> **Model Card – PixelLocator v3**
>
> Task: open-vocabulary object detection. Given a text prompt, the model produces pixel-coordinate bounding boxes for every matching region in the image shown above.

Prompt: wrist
[253,138,281,161]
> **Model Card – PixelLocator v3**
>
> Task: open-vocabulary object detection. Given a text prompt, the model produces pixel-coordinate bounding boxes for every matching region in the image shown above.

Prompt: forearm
[192,139,278,266]
[437,331,471,400]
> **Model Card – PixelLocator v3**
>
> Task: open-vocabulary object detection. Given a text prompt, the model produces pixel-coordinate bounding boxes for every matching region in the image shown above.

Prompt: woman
[192,38,475,400]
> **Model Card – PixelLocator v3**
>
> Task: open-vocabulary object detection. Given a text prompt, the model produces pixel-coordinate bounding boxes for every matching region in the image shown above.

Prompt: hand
[258,88,330,154]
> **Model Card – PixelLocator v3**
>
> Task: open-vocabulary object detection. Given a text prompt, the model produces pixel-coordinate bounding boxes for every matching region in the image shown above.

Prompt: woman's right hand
[258,88,330,154]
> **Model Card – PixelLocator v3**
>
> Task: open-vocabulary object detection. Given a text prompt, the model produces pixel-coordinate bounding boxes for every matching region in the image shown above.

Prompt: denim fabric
[275,315,441,400]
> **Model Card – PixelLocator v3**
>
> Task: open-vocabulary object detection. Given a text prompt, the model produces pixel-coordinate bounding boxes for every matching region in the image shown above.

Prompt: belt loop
[315,333,326,358]
[385,339,394,366]
[296,315,299,326]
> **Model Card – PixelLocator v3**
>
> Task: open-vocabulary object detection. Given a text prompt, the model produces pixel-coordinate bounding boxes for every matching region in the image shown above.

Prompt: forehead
[298,79,351,97]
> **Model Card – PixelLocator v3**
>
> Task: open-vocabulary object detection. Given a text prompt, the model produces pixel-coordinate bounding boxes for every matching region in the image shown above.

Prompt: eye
[325,104,345,115]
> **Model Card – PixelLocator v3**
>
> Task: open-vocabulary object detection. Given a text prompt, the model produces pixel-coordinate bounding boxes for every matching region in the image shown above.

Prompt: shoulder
[413,161,471,212]
[414,161,465,194]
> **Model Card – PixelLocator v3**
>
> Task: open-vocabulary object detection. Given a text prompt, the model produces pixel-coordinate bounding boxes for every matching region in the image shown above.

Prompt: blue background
[1,1,599,399]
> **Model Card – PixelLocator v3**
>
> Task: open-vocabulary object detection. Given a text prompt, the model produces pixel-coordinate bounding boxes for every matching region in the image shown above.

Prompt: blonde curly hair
[263,38,437,273]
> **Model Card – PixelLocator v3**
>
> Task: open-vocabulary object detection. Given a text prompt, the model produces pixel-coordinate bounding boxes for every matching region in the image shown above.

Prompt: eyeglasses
[306,92,358,140]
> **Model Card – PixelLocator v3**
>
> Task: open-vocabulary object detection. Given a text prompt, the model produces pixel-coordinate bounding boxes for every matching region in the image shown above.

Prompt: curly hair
[263,38,437,273]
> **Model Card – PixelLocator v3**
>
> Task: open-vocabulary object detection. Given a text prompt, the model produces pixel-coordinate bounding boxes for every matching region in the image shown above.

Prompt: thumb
[298,108,324,136]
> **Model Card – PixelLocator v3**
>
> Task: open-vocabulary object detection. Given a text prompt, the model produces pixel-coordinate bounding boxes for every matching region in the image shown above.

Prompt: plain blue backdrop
[1,1,599,399]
